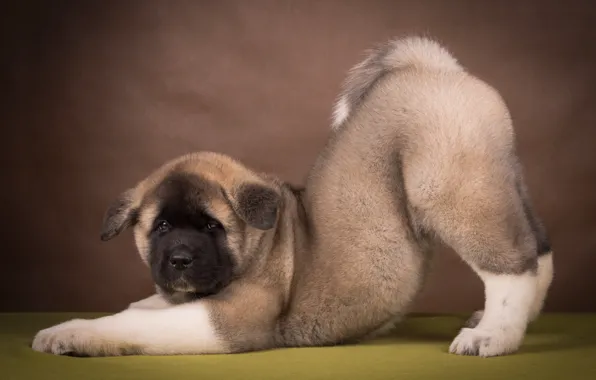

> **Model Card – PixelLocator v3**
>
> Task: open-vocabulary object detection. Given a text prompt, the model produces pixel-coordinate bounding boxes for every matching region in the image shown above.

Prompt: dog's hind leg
[462,178,554,329]
[516,177,554,322]
[410,164,541,357]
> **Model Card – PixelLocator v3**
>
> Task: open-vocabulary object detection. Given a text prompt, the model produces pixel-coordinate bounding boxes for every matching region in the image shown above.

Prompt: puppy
[31,36,553,358]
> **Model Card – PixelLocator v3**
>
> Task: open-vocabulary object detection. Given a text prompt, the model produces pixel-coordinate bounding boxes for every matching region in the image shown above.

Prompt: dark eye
[156,220,171,234]
[205,220,221,231]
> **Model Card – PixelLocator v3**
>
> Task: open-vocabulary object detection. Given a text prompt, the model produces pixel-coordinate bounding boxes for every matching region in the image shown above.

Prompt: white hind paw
[449,327,523,357]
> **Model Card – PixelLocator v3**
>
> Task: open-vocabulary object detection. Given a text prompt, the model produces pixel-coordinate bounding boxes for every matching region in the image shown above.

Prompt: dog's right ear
[100,189,138,242]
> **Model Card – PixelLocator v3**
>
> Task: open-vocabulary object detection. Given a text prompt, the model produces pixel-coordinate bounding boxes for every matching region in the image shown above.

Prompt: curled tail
[331,36,463,129]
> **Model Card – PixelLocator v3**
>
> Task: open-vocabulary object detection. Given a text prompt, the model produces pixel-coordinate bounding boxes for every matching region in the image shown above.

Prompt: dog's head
[99,152,283,298]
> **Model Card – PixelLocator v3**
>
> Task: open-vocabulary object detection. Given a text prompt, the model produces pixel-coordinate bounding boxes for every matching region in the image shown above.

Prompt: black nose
[169,250,194,270]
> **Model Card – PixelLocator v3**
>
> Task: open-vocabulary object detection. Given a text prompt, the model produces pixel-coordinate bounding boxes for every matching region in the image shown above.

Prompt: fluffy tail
[330,36,463,129]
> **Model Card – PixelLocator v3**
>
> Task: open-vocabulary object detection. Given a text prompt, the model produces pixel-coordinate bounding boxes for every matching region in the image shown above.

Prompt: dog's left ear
[230,183,280,230]
[100,189,138,241]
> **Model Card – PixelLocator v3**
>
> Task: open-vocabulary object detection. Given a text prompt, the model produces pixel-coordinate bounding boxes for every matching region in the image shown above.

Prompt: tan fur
[31,36,553,358]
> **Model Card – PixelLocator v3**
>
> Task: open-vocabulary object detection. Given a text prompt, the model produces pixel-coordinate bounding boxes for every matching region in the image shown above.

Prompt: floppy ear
[100,189,138,241]
[231,183,280,230]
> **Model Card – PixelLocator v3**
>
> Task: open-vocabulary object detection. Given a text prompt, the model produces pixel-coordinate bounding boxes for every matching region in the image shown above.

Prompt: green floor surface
[2,313,595,379]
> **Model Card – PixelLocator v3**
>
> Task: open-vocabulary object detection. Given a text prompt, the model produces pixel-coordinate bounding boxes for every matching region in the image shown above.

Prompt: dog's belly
[276,231,430,348]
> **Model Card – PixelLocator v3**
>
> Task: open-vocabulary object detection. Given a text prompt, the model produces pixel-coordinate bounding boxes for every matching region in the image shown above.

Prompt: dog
[31,36,553,358]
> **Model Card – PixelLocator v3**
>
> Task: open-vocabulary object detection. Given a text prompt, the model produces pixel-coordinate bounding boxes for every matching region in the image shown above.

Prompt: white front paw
[31,318,138,357]
[449,327,523,357]
[31,319,94,356]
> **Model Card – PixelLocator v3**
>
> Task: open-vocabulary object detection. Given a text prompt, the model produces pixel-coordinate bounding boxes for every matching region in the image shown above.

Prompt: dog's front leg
[127,293,171,310]
[31,301,229,356]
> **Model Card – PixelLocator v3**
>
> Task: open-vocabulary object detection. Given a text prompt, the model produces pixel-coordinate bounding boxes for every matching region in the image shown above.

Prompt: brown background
[2,0,596,313]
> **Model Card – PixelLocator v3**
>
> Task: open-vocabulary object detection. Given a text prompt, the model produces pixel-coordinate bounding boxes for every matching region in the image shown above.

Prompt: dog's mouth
[160,278,219,303]
[169,277,197,293]
[165,277,215,296]
[155,263,235,301]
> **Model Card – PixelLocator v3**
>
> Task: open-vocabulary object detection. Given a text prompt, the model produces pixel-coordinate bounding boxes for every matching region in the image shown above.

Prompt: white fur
[450,269,537,357]
[127,293,171,310]
[31,301,227,356]
[530,252,554,320]
[383,36,462,72]
[331,96,350,130]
